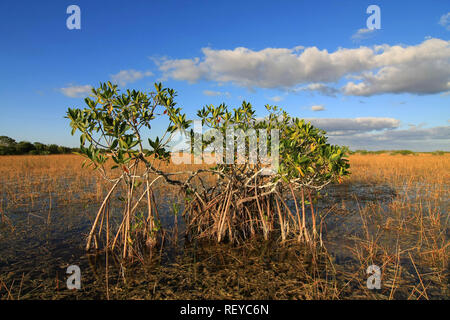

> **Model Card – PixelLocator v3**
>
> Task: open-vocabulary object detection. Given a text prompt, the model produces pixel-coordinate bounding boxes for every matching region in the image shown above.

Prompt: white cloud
[310,105,325,111]
[203,90,230,97]
[110,69,153,86]
[439,12,450,30]
[351,28,376,40]
[60,84,92,98]
[306,117,400,135]
[156,38,450,96]
[293,83,339,96]
[327,125,450,151]
[157,58,203,83]
[269,95,283,102]
[342,61,450,96]
[303,117,449,151]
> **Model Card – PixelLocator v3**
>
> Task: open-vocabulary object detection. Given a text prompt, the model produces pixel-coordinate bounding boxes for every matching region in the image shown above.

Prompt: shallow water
[0,182,448,299]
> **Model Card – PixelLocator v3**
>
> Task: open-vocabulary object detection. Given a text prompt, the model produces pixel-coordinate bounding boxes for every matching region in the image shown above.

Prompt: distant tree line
[349,149,447,156]
[0,135,79,155]
[0,135,447,157]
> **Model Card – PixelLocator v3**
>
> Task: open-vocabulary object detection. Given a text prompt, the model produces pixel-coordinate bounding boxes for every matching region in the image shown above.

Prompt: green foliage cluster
[195,102,350,189]
[266,105,349,187]
[67,82,191,171]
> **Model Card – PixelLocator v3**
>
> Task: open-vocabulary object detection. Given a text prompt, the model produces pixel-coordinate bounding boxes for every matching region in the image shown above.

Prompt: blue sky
[0,0,449,150]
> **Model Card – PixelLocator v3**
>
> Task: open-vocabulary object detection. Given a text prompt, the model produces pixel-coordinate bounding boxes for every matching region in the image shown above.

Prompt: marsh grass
[0,153,448,299]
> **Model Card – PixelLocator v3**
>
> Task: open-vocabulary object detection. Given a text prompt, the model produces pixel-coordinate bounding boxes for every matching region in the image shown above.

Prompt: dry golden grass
[1,153,447,207]
[0,154,212,209]
[348,153,450,185]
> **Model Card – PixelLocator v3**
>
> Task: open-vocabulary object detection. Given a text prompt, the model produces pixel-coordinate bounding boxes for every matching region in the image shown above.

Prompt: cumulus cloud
[292,83,339,97]
[351,28,376,40]
[310,105,325,112]
[203,90,230,97]
[110,69,153,86]
[60,84,92,98]
[439,12,450,30]
[269,95,283,102]
[156,38,450,96]
[305,117,400,135]
[157,58,203,83]
[326,125,450,151]
[157,45,375,88]
[342,62,450,96]
[301,117,449,151]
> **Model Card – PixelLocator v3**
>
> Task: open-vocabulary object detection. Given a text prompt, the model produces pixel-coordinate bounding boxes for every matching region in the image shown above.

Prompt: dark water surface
[0,183,448,299]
